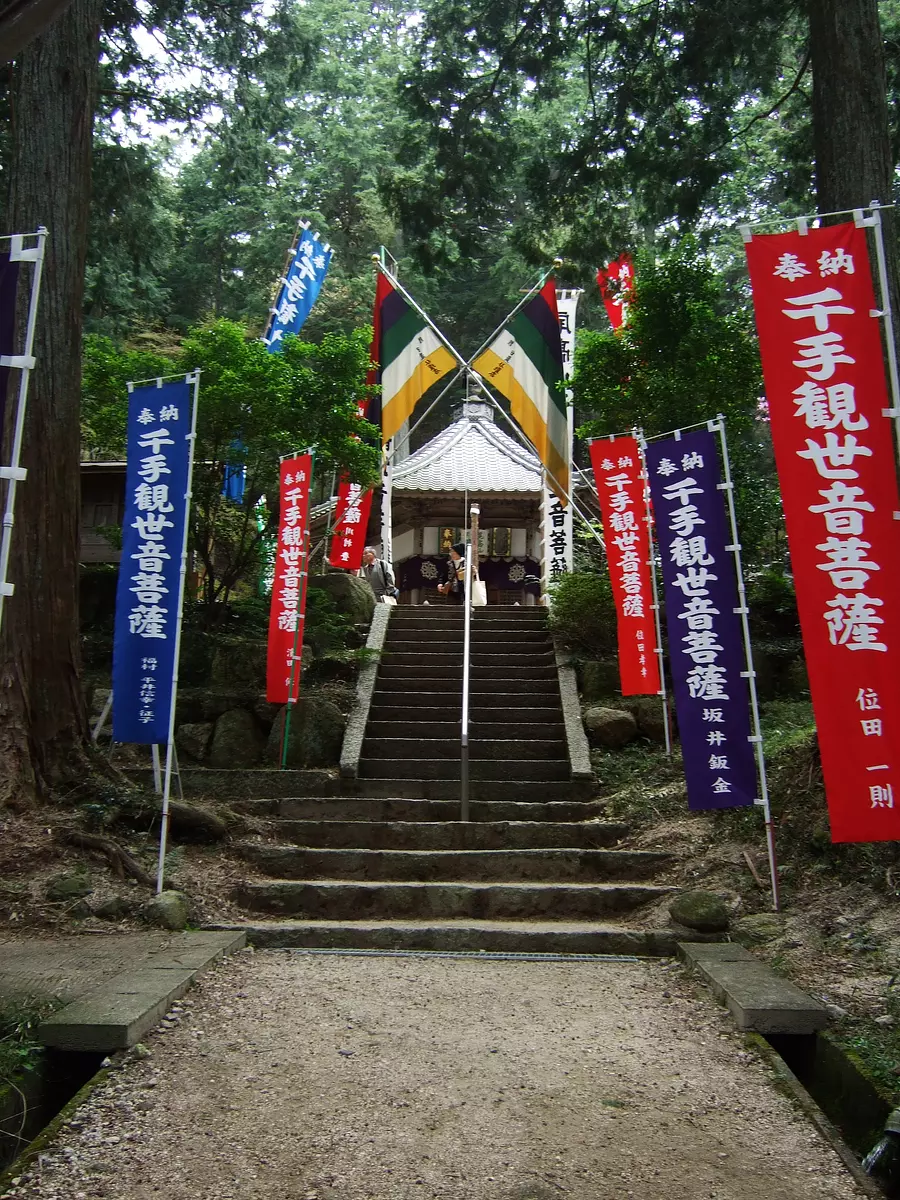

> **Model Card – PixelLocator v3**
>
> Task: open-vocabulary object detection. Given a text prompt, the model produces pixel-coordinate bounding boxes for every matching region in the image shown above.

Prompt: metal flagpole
[156,370,201,895]
[380,443,393,566]
[634,432,672,757]
[281,449,315,768]
[0,228,47,634]
[857,202,900,471]
[712,414,780,912]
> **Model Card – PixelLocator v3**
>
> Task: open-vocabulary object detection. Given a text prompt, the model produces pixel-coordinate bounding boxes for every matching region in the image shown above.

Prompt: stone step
[361,738,567,762]
[391,607,547,620]
[384,629,552,644]
[365,721,565,740]
[260,797,607,822]
[261,819,630,850]
[345,779,593,801]
[239,845,671,883]
[377,663,559,680]
[381,651,555,669]
[208,920,677,956]
[367,704,564,724]
[233,879,675,920]
[358,758,571,781]
[374,677,559,694]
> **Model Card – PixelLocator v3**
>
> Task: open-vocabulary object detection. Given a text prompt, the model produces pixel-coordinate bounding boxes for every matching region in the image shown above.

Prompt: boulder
[578,660,620,703]
[46,872,93,901]
[732,912,785,946]
[620,697,671,745]
[144,890,190,931]
[583,706,638,749]
[93,895,132,921]
[175,721,214,763]
[176,687,259,725]
[266,695,346,768]
[669,890,730,933]
[210,640,268,689]
[311,574,375,626]
[208,708,267,768]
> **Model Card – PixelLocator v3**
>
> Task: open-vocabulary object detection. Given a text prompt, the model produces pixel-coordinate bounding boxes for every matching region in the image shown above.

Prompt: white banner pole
[712,414,780,912]
[380,444,393,566]
[857,203,900,471]
[0,228,47,635]
[156,371,201,895]
[636,430,672,757]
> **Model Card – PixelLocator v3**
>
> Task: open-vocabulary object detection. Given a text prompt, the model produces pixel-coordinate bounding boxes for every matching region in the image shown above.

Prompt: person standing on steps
[437,543,465,605]
[360,546,398,604]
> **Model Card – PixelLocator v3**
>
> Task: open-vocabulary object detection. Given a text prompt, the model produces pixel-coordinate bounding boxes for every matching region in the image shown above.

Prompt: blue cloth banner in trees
[113,379,194,745]
[263,224,332,352]
[645,430,756,811]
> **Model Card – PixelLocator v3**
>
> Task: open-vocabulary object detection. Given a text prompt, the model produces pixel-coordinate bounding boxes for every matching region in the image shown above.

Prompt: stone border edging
[340,602,391,780]
[553,645,593,781]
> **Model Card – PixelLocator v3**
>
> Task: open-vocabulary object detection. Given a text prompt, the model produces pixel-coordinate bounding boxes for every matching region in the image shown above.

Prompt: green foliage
[81,336,175,460]
[0,1002,49,1085]
[547,570,617,657]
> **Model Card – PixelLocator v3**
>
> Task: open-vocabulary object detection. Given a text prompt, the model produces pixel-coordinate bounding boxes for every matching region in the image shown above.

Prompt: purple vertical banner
[645,429,756,810]
[113,379,193,745]
[0,252,21,428]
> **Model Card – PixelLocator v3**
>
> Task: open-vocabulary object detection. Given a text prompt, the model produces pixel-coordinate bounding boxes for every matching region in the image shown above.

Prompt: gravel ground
[2,948,864,1200]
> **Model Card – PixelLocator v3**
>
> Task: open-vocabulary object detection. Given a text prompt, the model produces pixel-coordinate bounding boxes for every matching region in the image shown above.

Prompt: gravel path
[2,948,864,1200]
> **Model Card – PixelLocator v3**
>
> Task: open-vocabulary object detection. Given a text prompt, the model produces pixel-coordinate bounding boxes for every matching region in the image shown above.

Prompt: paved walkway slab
[678,940,829,1034]
[0,931,245,1053]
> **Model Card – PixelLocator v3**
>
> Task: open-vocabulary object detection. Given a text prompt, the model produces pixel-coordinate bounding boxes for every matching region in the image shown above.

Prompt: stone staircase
[219,606,678,954]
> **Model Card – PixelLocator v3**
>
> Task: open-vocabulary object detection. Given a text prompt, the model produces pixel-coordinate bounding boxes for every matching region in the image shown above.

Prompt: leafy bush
[548,570,617,657]
[747,567,801,639]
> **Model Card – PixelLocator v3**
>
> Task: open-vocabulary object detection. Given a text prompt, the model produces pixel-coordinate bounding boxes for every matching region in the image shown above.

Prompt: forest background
[1,0,899,800]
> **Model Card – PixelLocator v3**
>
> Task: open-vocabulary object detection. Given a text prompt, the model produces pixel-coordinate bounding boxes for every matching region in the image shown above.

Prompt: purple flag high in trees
[645,429,756,811]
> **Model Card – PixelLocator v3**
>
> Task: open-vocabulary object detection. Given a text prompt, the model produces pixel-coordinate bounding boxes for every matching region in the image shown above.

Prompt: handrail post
[461,505,478,822]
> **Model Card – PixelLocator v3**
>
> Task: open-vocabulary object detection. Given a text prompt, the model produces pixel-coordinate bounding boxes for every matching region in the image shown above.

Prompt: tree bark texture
[0,0,102,803]
[808,0,900,338]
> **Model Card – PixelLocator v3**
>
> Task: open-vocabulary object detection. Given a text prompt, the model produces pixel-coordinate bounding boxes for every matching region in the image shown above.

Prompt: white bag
[381,595,398,606]
[471,578,487,607]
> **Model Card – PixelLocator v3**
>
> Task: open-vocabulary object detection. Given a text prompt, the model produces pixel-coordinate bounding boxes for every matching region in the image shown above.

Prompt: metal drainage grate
[285,948,647,963]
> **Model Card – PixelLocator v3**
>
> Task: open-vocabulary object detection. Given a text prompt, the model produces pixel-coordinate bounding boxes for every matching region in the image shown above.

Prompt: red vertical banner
[745,220,900,842]
[589,436,661,695]
[596,253,635,331]
[327,478,374,570]
[266,453,313,704]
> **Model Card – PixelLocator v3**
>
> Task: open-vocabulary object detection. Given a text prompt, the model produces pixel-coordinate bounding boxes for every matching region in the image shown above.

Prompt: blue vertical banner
[645,429,757,810]
[263,221,333,352]
[113,377,195,745]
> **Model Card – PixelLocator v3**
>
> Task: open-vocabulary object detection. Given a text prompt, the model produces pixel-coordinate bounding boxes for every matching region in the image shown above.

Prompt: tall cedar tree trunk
[809,0,900,323]
[0,0,102,804]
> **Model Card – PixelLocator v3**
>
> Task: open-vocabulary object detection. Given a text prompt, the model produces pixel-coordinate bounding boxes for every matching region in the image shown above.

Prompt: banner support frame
[712,414,780,912]
[859,202,900,473]
[156,370,202,895]
[0,226,47,635]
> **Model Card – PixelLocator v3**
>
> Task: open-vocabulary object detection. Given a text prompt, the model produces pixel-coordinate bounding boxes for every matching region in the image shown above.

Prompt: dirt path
[2,948,865,1200]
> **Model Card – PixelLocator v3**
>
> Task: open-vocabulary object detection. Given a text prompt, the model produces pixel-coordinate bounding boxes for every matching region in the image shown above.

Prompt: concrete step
[262,820,630,850]
[391,607,546,620]
[346,779,593,801]
[374,677,559,694]
[233,879,675,920]
[381,652,556,669]
[208,920,677,956]
[365,721,565,740]
[239,845,671,883]
[385,629,552,644]
[265,797,609,822]
[361,738,567,762]
[358,758,571,781]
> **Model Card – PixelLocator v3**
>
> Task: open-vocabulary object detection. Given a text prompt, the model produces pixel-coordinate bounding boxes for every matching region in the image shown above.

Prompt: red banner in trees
[745,220,900,842]
[327,477,374,570]
[596,253,635,331]
[589,436,661,695]
[266,453,312,704]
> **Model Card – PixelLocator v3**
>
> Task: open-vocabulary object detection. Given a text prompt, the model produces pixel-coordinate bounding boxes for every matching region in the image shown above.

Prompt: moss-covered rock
[144,890,190,931]
[669,890,730,933]
[732,912,785,946]
[45,873,93,901]
[208,708,267,768]
[583,706,638,749]
[619,697,671,745]
[175,721,214,762]
[311,573,375,626]
[210,640,268,689]
[266,695,346,768]
[578,660,621,703]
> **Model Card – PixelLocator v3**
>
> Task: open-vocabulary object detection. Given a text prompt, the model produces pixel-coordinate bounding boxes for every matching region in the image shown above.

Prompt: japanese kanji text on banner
[745,220,900,842]
[589,437,660,695]
[267,454,313,704]
[645,431,757,810]
[327,479,374,570]
[113,378,194,744]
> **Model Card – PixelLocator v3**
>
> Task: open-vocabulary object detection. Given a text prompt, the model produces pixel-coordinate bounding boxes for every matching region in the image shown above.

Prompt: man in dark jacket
[360,547,397,602]
[437,543,465,604]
